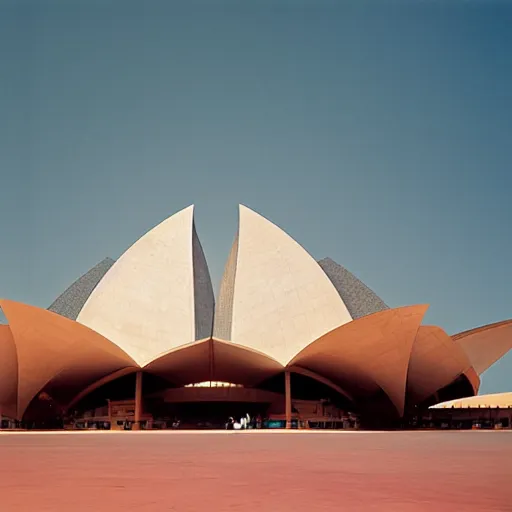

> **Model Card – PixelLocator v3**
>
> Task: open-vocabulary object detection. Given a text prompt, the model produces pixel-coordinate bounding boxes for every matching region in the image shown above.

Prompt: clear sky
[1,0,511,393]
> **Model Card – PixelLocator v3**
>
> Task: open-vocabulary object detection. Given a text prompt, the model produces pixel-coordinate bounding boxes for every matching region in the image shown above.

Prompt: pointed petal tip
[238,204,259,215]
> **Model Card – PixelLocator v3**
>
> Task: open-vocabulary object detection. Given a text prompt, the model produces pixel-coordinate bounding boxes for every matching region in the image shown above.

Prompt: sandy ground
[0,430,511,511]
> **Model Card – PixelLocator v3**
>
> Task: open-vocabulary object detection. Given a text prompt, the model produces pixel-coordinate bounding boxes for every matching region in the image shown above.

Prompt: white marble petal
[77,206,196,366]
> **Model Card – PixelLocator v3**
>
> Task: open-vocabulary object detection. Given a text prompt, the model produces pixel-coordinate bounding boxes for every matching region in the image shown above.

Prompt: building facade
[0,205,511,429]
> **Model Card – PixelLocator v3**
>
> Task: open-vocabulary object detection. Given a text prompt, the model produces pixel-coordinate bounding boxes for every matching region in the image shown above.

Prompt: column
[209,338,215,387]
[107,399,112,429]
[285,371,292,429]
[133,371,143,431]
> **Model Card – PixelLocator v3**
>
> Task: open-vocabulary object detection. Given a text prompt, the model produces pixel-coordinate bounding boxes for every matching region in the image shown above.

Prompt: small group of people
[225,413,263,430]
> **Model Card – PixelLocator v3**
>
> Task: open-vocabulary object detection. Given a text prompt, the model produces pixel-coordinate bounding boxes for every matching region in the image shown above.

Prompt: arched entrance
[63,366,359,430]
[22,392,64,429]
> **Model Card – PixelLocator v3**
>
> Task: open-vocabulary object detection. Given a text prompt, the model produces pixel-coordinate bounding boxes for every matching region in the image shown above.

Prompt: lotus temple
[1,205,511,430]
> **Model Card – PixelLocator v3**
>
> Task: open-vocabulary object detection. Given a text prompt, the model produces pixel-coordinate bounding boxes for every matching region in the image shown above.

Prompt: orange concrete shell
[211,339,284,386]
[286,365,354,402]
[143,338,284,387]
[1,295,509,422]
[67,367,139,411]
[64,339,284,411]
[406,325,477,404]
[289,305,428,417]
[453,319,512,375]
[143,339,212,385]
[0,325,18,419]
[0,300,137,420]
[462,366,480,395]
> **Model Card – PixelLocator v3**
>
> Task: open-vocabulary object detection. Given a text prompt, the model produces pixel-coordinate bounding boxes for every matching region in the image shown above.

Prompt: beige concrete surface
[77,205,197,366]
[222,205,353,365]
[453,319,512,375]
[430,392,512,409]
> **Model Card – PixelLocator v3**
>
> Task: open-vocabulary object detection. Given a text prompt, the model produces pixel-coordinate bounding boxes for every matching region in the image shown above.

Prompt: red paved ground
[0,431,511,511]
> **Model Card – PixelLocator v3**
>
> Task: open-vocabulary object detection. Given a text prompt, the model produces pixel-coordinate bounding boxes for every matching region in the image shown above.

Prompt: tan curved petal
[0,325,18,418]
[0,299,138,419]
[143,338,283,387]
[289,305,429,417]
[453,319,512,375]
[407,325,475,404]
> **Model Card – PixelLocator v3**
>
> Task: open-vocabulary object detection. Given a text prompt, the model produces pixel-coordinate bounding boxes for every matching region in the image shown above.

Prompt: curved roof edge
[430,392,512,409]
[0,299,137,419]
[318,258,389,319]
[48,257,115,320]
[76,205,200,366]
[143,337,283,387]
[452,318,512,340]
[452,319,512,375]
[0,324,18,418]
[225,205,353,365]
[464,366,480,396]
[406,325,475,404]
[290,305,429,417]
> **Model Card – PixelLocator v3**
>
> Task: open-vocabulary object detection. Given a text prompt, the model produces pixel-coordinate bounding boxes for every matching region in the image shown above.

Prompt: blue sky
[1,0,511,393]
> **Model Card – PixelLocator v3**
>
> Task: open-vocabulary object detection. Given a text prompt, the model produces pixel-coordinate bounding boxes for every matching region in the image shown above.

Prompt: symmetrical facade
[0,205,511,429]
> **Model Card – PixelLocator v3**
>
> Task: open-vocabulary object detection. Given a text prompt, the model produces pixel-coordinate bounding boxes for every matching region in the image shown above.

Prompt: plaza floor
[0,430,511,511]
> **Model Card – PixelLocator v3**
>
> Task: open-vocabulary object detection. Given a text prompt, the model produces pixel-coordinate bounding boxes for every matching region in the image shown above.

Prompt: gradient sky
[1,0,511,394]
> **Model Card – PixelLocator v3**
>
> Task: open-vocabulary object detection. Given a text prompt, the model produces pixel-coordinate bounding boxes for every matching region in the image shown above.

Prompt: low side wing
[430,392,512,409]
